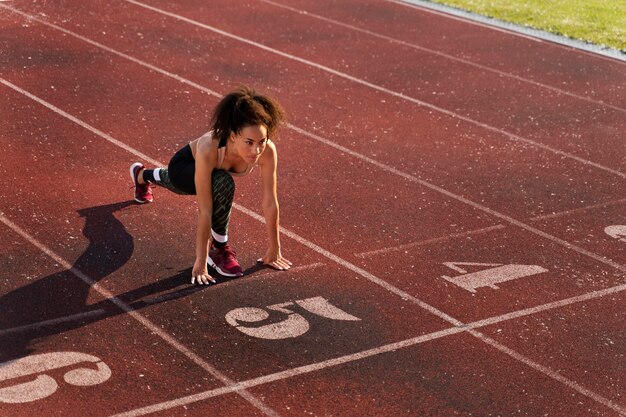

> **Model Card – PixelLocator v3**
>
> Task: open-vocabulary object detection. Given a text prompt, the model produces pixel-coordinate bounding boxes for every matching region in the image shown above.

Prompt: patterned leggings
[145,144,235,240]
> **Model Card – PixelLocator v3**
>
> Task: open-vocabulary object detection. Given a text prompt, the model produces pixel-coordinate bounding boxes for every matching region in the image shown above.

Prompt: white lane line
[6,236,621,407]
[140,262,326,305]
[0,308,106,336]
[258,0,626,114]
[232,204,464,325]
[250,262,326,279]
[140,286,199,305]
[465,283,626,329]
[0,263,324,335]
[116,0,625,179]
[0,6,223,99]
[530,197,626,221]
[0,265,323,334]
[110,282,626,417]
[1,7,624,274]
[0,215,281,417]
[287,125,626,274]
[468,330,626,416]
[108,326,466,417]
[0,78,161,166]
[390,0,541,42]
[354,225,505,258]
[391,0,626,64]
[0,29,626,412]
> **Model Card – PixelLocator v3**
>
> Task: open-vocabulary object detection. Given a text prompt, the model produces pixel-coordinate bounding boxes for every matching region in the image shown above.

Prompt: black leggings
[144,144,235,240]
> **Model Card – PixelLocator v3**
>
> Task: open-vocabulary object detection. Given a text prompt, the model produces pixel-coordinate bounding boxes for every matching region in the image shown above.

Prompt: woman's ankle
[137,168,145,184]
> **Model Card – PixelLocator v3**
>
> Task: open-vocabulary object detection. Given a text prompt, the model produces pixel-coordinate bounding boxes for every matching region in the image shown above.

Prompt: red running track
[0,0,624,416]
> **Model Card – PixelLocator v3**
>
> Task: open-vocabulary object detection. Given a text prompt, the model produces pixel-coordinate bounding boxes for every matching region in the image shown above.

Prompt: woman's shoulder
[194,131,220,159]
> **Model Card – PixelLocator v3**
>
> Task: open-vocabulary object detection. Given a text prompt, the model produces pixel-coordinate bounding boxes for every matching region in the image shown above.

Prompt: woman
[129,86,292,285]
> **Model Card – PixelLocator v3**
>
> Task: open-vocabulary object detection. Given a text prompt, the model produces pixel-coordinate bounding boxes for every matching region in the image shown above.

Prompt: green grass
[431,0,626,52]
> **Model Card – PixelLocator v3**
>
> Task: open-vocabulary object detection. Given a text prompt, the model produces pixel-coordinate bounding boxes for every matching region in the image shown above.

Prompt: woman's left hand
[258,249,292,270]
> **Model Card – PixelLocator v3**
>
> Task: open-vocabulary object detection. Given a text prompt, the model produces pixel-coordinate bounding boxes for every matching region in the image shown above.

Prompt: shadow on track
[0,200,262,362]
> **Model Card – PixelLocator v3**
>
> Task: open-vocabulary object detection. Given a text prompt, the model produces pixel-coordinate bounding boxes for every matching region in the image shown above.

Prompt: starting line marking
[247,261,325,279]
[530,197,626,222]
[0,309,106,336]
[0,263,326,337]
[140,262,326,305]
[354,224,505,258]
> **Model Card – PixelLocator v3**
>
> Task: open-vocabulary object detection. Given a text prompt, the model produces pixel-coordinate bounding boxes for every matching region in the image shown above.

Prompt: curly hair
[210,86,286,147]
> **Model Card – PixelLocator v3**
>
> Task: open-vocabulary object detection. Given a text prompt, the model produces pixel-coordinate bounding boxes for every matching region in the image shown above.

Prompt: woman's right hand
[191,257,216,285]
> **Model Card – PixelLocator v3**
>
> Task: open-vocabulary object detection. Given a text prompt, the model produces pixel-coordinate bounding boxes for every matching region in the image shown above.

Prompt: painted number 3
[225,296,361,340]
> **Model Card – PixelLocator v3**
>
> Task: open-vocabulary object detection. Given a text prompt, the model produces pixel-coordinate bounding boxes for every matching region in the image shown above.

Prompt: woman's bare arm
[192,137,218,284]
[258,141,292,270]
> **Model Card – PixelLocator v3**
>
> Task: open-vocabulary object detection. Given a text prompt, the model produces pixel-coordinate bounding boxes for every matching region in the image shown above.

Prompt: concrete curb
[397,0,626,63]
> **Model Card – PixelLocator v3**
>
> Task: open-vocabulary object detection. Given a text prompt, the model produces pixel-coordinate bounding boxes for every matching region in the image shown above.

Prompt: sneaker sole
[207,256,243,277]
[133,196,152,204]
[129,162,152,203]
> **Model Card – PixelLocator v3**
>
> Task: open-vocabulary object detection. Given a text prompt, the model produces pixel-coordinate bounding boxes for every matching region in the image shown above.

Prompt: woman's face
[231,125,268,164]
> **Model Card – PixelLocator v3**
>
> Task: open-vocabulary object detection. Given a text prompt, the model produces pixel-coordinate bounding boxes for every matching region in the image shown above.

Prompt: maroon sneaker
[129,162,153,203]
[207,243,243,277]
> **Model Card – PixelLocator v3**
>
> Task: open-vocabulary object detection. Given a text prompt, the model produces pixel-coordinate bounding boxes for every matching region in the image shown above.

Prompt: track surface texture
[0,0,624,416]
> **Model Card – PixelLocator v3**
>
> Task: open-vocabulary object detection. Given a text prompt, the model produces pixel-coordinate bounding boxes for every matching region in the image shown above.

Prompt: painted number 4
[441,262,548,293]
[225,296,360,340]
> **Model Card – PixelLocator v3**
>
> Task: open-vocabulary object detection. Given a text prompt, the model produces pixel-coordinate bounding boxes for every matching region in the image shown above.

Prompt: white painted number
[605,225,626,242]
[441,262,548,293]
[225,296,360,340]
[0,352,111,403]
